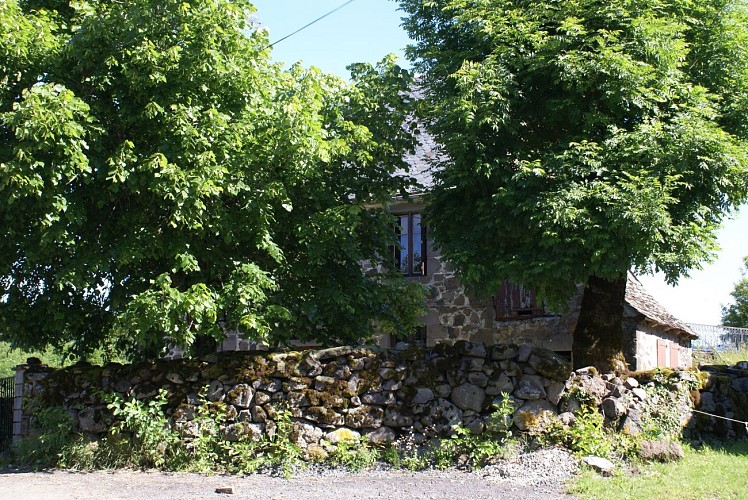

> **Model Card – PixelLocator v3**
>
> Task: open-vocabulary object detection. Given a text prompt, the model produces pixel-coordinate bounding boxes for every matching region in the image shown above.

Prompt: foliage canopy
[722,256,748,327]
[399,0,748,306]
[0,0,424,357]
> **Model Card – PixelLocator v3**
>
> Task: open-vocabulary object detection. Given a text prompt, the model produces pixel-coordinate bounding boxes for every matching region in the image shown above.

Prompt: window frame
[393,212,427,277]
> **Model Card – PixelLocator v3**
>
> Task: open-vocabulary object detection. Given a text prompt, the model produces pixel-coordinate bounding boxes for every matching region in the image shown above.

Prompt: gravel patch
[0,449,580,499]
[479,447,580,490]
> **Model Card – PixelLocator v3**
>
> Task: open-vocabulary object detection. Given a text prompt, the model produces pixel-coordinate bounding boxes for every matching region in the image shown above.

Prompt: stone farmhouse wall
[387,200,578,353]
[14,342,740,449]
[418,256,578,352]
[629,324,693,371]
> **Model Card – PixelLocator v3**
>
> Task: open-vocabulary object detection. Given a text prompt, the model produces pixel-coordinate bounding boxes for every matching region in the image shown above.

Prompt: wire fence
[688,323,748,352]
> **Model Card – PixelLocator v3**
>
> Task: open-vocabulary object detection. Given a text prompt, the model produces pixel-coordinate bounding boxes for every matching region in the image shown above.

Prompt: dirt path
[0,469,575,499]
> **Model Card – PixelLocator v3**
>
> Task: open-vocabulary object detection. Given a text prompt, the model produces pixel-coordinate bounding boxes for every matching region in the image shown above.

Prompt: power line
[263,0,360,50]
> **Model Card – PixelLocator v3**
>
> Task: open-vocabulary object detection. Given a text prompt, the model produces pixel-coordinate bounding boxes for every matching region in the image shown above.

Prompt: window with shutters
[393,213,427,276]
[493,279,545,320]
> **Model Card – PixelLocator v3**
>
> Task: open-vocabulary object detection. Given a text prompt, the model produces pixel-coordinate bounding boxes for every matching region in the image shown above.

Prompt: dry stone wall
[15,342,705,449]
[694,362,748,439]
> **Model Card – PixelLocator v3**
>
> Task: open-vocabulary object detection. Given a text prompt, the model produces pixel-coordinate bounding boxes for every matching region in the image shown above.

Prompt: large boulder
[638,439,684,462]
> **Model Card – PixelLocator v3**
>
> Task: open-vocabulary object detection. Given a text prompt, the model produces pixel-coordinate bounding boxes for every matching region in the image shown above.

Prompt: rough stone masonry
[15,341,709,450]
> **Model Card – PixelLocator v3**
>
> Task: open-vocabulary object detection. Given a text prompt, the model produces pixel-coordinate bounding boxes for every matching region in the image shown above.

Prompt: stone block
[491,344,518,361]
[546,382,565,405]
[344,406,383,429]
[453,340,487,358]
[205,380,225,402]
[303,406,344,426]
[228,383,253,408]
[528,349,572,381]
[325,428,361,444]
[451,383,486,412]
[468,371,489,387]
[428,398,463,432]
[410,388,435,405]
[517,344,533,363]
[514,375,547,400]
[583,456,615,475]
[366,426,396,445]
[601,397,626,419]
[513,400,557,431]
[383,408,414,427]
[638,439,684,462]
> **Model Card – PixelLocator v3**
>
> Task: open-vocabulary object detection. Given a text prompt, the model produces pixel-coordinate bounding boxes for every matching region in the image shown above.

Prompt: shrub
[15,406,76,467]
[107,389,185,469]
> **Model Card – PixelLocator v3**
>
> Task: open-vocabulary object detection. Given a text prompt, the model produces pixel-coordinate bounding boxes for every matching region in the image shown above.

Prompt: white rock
[583,455,615,475]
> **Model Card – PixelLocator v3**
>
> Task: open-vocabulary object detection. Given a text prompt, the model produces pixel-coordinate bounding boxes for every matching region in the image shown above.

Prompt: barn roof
[625,274,698,339]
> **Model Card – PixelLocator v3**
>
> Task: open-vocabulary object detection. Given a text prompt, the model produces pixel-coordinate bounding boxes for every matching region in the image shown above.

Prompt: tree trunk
[572,274,628,374]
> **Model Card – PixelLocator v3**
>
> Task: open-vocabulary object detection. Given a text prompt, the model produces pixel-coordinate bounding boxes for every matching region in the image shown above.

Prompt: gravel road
[0,448,579,499]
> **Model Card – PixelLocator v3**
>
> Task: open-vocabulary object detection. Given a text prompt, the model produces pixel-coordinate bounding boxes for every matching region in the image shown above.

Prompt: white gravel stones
[481,447,579,488]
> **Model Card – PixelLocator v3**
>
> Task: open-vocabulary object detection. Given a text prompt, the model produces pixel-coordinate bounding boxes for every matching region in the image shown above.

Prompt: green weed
[326,437,379,472]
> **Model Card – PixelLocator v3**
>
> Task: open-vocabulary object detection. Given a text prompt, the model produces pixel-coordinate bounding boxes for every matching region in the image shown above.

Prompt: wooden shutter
[669,343,680,369]
[657,339,667,367]
[493,279,544,320]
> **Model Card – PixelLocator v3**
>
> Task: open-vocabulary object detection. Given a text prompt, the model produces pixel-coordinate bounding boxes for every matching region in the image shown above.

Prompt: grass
[568,440,748,500]
[694,347,748,367]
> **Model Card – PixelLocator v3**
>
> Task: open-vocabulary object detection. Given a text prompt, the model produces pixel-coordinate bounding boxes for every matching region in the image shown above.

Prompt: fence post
[12,363,28,446]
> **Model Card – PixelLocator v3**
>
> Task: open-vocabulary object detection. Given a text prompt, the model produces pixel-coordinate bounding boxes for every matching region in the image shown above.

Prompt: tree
[722,256,748,328]
[398,0,748,370]
[0,0,424,358]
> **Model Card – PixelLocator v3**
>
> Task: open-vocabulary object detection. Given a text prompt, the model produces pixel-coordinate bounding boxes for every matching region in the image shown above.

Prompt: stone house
[380,132,697,370]
[386,187,696,369]
[211,131,697,371]
[622,276,696,370]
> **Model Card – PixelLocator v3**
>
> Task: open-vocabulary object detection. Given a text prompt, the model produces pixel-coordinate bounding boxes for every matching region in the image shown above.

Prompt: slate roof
[399,128,440,192]
[625,274,698,339]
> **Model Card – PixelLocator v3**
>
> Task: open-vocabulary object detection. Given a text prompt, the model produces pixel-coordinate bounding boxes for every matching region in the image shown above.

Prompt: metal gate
[0,376,14,452]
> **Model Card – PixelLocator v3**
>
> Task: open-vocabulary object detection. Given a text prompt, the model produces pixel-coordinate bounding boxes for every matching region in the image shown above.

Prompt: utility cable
[263,0,359,50]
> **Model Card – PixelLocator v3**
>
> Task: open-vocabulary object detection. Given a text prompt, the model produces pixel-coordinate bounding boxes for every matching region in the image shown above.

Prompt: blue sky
[251,0,410,76]
[251,0,748,325]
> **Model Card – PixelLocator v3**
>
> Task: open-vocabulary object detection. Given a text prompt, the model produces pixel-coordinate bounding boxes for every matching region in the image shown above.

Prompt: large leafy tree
[0,0,424,358]
[398,0,748,370]
[722,256,748,328]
